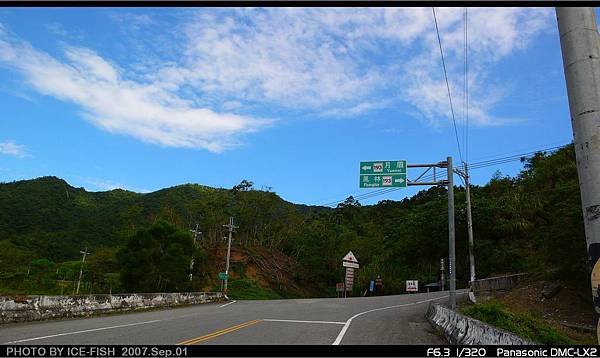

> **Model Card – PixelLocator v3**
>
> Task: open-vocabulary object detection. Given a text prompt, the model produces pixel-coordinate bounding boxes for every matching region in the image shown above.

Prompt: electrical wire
[468,145,567,170]
[433,7,464,164]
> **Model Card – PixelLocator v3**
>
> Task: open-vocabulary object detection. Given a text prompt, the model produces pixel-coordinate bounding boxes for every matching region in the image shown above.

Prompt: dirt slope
[200,245,318,298]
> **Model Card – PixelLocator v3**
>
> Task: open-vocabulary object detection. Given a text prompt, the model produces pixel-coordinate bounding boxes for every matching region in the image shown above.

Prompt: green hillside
[0,144,590,298]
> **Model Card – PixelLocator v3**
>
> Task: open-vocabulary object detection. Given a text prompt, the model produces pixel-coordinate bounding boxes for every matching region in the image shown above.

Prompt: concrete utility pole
[440,258,445,292]
[223,217,238,292]
[447,156,456,309]
[557,7,600,337]
[75,248,89,295]
[464,163,476,284]
[454,164,476,287]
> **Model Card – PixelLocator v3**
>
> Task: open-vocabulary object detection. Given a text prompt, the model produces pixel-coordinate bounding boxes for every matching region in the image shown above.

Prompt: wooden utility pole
[75,248,89,295]
[223,217,238,292]
[189,224,201,282]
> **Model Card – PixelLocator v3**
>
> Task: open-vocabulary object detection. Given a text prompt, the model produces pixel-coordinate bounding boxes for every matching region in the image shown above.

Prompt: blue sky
[0,7,583,206]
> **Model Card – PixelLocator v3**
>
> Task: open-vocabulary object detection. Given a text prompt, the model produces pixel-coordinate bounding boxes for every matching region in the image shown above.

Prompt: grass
[460,300,575,344]
[225,278,282,300]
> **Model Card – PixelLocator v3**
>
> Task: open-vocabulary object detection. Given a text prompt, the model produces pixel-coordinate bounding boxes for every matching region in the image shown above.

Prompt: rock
[541,282,562,299]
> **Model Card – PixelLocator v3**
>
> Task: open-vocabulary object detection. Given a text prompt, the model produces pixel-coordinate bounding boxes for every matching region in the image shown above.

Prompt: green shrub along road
[460,300,597,344]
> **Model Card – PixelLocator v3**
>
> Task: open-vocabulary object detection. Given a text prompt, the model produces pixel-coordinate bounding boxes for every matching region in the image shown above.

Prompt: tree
[337,196,361,208]
[232,180,254,192]
[117,221,199,292]
[87,247,119,293]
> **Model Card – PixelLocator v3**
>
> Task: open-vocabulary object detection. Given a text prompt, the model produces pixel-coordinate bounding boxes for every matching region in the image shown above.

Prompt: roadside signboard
[343,251,358,263]
[369,280,374,292]
[406,280,419,292]
[342,251,359,295]
[336,283,344,292]
[360,160,407,175]
[359,161,408,188]
[218,272,228,280]
[359,173,407,188]
[345,268,354,290]
[343,261,359,268]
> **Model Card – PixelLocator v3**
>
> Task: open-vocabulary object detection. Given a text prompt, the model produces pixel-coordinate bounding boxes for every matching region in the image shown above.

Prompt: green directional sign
[359,173,407,188]
[360,160,407,175]
[218,272,228,280]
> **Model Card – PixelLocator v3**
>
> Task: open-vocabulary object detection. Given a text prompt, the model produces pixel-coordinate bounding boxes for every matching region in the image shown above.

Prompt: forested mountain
[0,144,589,298]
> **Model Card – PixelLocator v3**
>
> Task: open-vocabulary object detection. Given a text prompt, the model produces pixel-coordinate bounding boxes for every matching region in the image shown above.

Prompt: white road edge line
[331,295,450,345]
[219,300,237,308]
[263,319,346,325]
[3,319,162,344]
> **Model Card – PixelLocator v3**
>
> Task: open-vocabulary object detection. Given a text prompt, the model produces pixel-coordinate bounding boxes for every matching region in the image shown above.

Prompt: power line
[468,141,570,162]
[468,145,567,170]
[322,172,450,208]
[432,7,463,164]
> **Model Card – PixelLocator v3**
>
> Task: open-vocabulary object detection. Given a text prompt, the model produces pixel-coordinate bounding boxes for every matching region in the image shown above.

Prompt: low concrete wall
[0,292,225,324]
[426,302,535,345]
[471,273,528,302]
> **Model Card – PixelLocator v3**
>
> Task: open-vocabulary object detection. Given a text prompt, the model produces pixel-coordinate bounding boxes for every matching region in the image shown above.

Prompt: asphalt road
[1,291,465,345]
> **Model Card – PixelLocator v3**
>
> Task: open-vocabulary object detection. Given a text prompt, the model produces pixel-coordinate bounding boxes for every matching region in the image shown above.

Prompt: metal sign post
[359,158,457,308]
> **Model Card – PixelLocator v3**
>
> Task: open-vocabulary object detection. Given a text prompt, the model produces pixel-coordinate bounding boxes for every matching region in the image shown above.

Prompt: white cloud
[398,7,553,126]
[0,8,554,152]
[0,140,28,158]
[169,8,552,125]
[0,30,270,152]
[322,100,391,118]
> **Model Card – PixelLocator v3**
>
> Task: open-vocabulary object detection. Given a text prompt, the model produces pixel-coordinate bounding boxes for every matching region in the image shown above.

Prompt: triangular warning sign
[343,251,358,263]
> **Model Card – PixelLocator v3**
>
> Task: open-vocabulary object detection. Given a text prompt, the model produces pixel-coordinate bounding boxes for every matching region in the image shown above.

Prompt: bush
[461,301,573,344]
[226,278,282,300]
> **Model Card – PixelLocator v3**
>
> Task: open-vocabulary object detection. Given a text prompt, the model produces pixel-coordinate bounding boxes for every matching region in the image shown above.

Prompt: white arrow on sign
[394,178,405,184]
[361,165,371,170]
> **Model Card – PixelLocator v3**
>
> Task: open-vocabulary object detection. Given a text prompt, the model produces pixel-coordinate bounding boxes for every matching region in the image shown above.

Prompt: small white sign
[406,280,419,292]
[343,261,359,268]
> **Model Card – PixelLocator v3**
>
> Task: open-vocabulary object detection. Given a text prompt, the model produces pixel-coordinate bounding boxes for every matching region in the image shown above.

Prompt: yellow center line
[177,319,263,345]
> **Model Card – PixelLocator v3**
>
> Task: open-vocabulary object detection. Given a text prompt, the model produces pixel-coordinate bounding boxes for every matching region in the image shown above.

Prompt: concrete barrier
[426,302,536,345]
[471,273,528,302]
[0,292,225,324]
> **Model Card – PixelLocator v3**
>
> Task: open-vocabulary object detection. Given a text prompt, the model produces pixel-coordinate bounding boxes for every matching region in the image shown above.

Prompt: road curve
[1,291,466,345]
